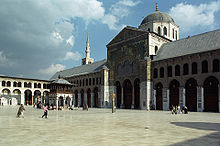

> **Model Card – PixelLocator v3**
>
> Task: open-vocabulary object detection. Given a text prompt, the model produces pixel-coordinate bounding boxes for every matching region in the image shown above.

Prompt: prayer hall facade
[1,4,220,112]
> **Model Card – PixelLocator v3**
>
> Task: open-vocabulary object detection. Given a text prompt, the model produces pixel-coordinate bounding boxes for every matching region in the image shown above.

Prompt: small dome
[140,11,174,26]
[52,78,71,85]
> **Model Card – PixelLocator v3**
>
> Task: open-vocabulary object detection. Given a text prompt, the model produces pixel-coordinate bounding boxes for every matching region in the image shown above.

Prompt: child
[42,105,48,118]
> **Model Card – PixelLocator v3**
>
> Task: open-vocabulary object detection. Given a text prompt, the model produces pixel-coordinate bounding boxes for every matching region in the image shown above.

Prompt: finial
[156,3,159,11]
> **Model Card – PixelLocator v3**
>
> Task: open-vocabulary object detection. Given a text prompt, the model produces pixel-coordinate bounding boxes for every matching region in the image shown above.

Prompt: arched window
[43,84,46,89]
[172,29,175,39]
[148,28,150,32]
[28,82,32,88]
[7,81,11,87]
[183,63,189,75]
[83,79,85,86]
[155,46,158,54]
[86,79,88,86]
[93,78,95,85]
[192,62,197,74]
[175,65,180,76]
[89,78,91,86]
[163,27,167,36]
[38,83,41,88]
[160,67,164,78]
[202,60,208,73]
[34,83,37,88]
[2,81,5,86]
[24,82,27,88]
[213,59,219,72]
[13,82,17,87]
[153,68,158,78]
[167,66,172,77]
[18,82,22,87]
[158,26,161,35]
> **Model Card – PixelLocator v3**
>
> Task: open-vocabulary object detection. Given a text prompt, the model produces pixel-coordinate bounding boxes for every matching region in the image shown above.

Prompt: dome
[140,11,174,26]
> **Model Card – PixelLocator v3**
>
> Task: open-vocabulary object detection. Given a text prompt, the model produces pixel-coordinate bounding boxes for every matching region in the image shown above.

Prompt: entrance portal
[155,83,163,110]
[87,89,91,107]
[204,76,219,112]
[123,79,132,109]
[94,87,98,107]
[185,78,197,111]
[115,81,121,108]
[169,80,180,108]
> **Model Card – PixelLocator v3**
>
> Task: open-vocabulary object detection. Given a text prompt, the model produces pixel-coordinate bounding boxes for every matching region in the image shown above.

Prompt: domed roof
[140,4,174,25]
[141,11,174,25]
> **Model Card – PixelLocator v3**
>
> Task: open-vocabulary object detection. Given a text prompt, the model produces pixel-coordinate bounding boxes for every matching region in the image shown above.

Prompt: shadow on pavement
[170,122,220,146]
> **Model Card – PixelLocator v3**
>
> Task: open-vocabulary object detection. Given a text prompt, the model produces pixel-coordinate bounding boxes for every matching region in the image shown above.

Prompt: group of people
[17,104,48,119]
[170,105,188,114]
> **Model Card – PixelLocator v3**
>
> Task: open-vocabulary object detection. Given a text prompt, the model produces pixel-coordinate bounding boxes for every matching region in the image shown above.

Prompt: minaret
[156,3,158,11]
[86,33,90,58]
[82,33,94,65]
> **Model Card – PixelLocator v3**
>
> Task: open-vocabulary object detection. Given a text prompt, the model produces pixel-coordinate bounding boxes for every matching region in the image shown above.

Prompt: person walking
[17,104,25,118]
[42,105,48,118]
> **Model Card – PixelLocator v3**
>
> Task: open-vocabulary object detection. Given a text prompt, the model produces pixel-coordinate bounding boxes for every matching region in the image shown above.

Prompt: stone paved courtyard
[0,106,220,146]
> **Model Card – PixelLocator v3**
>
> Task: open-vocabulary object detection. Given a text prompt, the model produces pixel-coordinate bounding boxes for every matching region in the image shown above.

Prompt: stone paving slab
[0,106,220,146]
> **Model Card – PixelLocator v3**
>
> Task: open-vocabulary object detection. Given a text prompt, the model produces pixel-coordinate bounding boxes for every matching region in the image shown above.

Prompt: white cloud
[64,51,82,61]
[102,0,140,30]
[39,64,66,76]
[66,35,74,47]
[0,51,7,63]
[169,1,220,33]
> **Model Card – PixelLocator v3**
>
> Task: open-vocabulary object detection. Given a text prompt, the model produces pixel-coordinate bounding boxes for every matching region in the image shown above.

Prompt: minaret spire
[82,33,94,65]
[86,33,90,58]
[156,3,159,11]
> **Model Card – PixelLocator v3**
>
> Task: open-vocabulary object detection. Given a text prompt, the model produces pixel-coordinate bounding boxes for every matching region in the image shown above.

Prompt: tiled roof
[50,59,107,80]
[153,29,220,61]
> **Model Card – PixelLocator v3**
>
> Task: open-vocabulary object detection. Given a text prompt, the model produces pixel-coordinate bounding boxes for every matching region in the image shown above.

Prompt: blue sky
[0,0,220,80]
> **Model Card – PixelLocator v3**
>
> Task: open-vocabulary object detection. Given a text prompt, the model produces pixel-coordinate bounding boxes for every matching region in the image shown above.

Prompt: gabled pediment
[107,26,147,47]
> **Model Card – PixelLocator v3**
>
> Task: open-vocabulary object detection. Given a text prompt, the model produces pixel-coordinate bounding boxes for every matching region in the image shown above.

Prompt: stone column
[120,87,124,108]
[166,89,170,110]
[78,93,81,107]
[21,93,24,105]
[179,87,185,107]
[32,93,34,106]
[183,88,186,106]
[70,96,73,106]
[84,93,87,105]
[197,86,204,112]
[218,84,220,112]
[91,93,94,108]
[153,89,156,110]
[131,87,135,109]
[56,96,58,109]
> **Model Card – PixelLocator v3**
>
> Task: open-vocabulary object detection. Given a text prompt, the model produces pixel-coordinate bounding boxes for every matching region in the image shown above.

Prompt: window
[7,81,11,87]
[2,81,5,86]
[89,78,91,86]
[99,77,101,84]
[155,46,158,54]
[175,65,180,76]
[18,82,22,87]
[183,63,189,75]
[202,60,208,73]
[43,84,46,89]
[34,83,37,88]
[96,78,98,85]
[192,62,197,74]
[160,67,164,78]
[172,29,175,39]
[158,26,161,35]
[213,59,219,72]
[83,79,85,86]
[167,66,172,77]
[148,28,150,32]
[153,68,158,78]
[24,82,27,87]
[86,79,88,86]
[28,82,31,88]
[13,82,17,87]
[163,27,167,36]
[93,78,95,85]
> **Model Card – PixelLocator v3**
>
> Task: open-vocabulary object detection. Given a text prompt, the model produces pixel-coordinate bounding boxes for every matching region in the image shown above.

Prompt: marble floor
[0,106,220,146]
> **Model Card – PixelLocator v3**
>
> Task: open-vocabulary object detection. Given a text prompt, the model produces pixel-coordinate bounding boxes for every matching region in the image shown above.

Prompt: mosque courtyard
[0,106,220,146]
